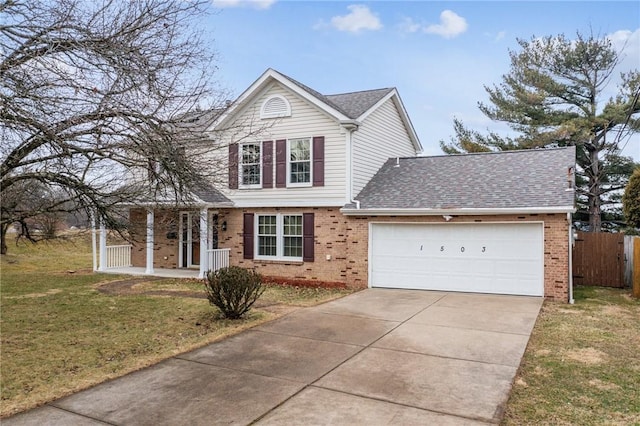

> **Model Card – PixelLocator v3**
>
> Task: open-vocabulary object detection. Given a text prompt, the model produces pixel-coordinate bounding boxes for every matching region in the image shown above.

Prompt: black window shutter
[228,143,239,189]
[243,213,254,259]
[275,139,287,188]
[262,140,273,188]
[312,136,324,187]
[303,213,314,262]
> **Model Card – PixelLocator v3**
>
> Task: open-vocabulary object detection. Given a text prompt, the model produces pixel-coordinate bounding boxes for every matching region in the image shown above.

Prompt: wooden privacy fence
[624,236,638,288]
[573,232,625,288]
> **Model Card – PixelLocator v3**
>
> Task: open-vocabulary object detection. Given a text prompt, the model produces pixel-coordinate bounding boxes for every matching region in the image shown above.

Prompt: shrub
[204,266,264,319]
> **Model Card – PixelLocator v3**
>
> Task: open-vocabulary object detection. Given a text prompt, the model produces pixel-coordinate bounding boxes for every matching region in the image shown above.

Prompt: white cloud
[212,0,275,10]
[328,5,382,33]
[399,17,420,34]
[483,30,506,42]
[424,10,468,39]
[607,28,640,67]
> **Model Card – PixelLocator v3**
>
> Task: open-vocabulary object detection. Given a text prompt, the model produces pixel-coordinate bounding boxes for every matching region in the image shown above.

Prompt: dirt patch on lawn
[600,305,632,318]
[564,347,607,365]
[588,379,621,391]
[5,289,63,299]
[557,308,583,315]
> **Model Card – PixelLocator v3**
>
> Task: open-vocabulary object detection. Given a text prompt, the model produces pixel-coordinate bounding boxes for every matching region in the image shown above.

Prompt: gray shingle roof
[326,88,394,119]
[192,181,232,204]
[348,147,576,211]
[174,108,224,133]
[280,71,393,119]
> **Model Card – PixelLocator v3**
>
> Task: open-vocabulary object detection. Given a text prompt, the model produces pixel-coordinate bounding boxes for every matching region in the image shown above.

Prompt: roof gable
[209,69,422,151]
[346,147,576,213]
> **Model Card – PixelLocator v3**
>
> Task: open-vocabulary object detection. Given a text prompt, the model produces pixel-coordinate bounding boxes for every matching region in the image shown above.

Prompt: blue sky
[203,1,639,159]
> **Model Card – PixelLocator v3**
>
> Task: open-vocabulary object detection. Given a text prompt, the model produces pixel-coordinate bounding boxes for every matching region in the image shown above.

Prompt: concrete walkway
[5,289,543,425]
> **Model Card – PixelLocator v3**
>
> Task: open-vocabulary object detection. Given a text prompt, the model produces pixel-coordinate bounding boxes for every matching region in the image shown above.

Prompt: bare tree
[1,0,229,254]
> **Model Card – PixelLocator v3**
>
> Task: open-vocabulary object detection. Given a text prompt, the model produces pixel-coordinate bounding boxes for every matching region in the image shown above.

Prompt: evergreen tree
[441,32,639,232]
[623,168,640,230]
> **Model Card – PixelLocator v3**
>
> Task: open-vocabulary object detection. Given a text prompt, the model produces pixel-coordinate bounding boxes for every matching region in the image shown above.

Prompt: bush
[204,266,264,319]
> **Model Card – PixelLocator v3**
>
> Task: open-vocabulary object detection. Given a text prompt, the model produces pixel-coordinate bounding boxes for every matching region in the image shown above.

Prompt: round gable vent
[261,95,291,119]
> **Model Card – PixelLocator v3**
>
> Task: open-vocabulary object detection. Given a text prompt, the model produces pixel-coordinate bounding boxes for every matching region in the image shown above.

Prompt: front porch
[92,207,230,278]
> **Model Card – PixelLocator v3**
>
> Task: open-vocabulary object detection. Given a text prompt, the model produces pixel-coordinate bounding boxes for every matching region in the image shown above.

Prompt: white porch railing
[105,245,133,268]
[207,248,230,273]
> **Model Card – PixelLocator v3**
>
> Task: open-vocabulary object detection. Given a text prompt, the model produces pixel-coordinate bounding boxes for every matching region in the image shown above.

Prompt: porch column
[98,218,107,272]
[145,209,154,275]
[91,213,98,272]
[198,207,208,279]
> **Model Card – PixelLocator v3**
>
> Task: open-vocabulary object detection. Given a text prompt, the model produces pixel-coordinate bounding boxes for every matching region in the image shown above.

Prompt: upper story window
[288,138,311,186]
[240,143,261,188]
[228,136,323,190]
[260,95,291,119]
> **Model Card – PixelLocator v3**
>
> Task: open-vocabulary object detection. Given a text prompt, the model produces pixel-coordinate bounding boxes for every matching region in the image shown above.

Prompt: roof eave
[118,200,235,209]
[339,206,577,216]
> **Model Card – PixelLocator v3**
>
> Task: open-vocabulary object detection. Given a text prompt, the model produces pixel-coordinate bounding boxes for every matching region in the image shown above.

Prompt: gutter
[339,206,577,216]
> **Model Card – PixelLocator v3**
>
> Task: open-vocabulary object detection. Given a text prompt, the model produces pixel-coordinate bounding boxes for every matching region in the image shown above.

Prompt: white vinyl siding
[352,98,418,196]
[219,83,346,207]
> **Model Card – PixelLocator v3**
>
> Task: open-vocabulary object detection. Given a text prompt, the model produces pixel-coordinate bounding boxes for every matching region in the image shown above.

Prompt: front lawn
[503,286,640,425]
[0,236,353,418]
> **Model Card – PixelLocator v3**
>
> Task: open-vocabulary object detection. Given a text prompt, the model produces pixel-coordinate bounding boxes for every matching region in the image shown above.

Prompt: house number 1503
[441,246,487,252]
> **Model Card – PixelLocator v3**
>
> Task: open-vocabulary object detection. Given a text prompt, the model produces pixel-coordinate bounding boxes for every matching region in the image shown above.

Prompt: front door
[180,212,200,268]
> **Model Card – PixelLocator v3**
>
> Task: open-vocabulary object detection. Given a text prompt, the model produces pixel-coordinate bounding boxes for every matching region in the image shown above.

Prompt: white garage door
[370,223,544,296]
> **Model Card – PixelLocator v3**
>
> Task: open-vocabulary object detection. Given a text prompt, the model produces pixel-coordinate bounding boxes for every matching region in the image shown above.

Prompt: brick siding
[344,213,570,301]
[129,208,570,301]
[129,208,181,269]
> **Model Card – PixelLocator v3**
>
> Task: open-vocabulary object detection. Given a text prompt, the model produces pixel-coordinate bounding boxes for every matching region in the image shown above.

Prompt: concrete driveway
[5,289,542,425]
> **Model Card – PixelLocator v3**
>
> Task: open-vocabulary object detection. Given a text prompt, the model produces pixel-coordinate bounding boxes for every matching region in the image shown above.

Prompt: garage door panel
[370,223,543,296]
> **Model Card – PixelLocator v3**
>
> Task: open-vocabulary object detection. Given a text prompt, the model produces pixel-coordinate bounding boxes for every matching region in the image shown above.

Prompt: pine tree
[441,32,640,231]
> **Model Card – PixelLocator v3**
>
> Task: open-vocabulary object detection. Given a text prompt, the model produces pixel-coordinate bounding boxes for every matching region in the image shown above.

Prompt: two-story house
[101,69,576,302]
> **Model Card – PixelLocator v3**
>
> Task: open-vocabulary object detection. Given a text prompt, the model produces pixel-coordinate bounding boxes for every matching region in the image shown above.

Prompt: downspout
[568,212,575,304]
[342,121,360,209]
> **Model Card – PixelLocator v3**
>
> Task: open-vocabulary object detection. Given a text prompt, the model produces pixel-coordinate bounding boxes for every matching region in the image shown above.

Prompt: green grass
[502,286,640,425]
[0,236,354,418]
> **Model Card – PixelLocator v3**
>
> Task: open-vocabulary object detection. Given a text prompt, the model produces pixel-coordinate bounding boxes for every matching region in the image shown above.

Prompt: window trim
[238,142,262,189]
[286,137,313,188]
[254,213,304,261]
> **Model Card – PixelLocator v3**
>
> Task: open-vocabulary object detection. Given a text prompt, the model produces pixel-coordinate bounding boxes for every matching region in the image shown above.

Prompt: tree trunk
[588,149,602,232]
[1,223,8,255]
